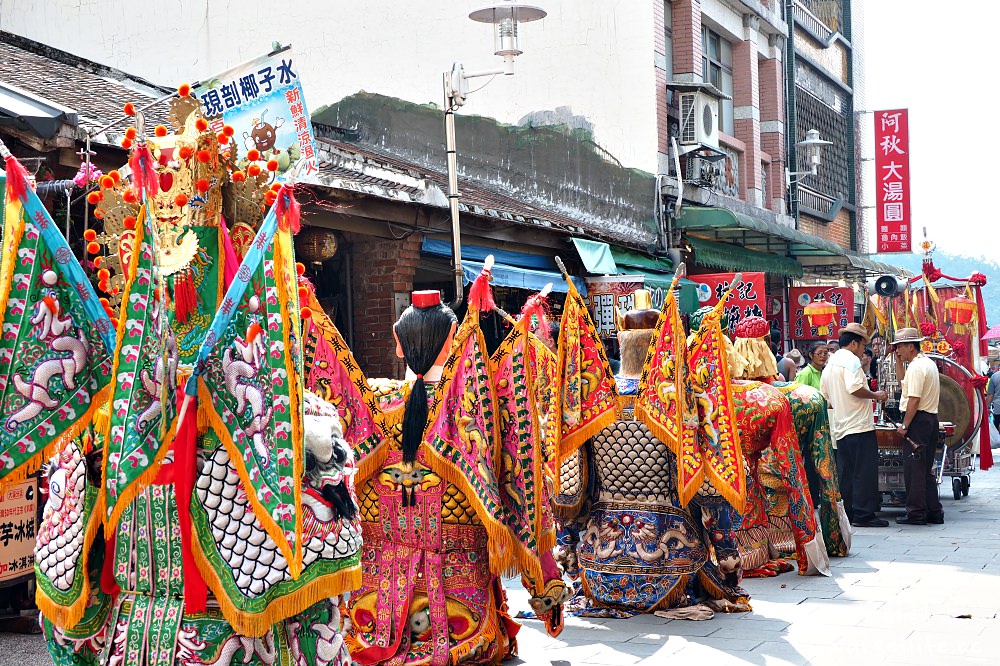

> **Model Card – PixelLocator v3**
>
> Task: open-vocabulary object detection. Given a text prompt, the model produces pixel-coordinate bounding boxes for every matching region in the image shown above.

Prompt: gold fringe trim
[190,524,360,638]
[100,211,177,532]
[34,490,105,630]
[696,569,751,612]
[274,232,304,574]
[557,407,618,465]
[0,198,26,329]
[102,415,177,533]
[692,317,747,515]
[420,309,515,576]
[198,379,303,578]
[0,384,111,493]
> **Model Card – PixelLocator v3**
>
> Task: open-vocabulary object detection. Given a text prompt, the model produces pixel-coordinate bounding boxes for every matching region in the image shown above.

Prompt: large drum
[928,354,983,451]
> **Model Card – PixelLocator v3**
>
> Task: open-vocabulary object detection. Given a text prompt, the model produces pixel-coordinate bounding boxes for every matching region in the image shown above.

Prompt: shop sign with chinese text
[194,48,318,180]
[0,479,37,583]
[874,109,910,253]
[689,272,765,333]
[790,287,854,340]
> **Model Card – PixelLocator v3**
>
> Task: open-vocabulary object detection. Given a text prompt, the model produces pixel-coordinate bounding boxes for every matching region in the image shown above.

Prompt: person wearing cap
[777,348,805,382]
[820,323,889,528]
[892,328,944,525]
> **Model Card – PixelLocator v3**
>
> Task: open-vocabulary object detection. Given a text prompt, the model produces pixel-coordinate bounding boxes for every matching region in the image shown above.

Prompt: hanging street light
[443,1,547,307]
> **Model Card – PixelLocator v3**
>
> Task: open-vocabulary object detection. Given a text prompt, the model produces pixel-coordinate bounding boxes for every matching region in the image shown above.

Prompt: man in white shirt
[820,322,888,528]
[892,328,944,525]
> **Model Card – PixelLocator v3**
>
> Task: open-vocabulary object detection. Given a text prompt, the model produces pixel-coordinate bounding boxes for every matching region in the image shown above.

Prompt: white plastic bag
[990,418,1000,448]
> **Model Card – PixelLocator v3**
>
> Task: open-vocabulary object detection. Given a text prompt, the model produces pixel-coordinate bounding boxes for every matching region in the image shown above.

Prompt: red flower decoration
[950,339,966,356]
[919,321,937,337]
[970,272,987,286]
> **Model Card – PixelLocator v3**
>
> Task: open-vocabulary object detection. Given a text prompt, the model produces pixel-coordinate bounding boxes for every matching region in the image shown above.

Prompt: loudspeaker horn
[873,275,907,298]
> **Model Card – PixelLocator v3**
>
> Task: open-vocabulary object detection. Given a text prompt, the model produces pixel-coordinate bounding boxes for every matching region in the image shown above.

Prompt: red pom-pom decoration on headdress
[195,118,209,132]
[123,102,136,116]
[247,149,261,162]
[734,315,770,340]
[177,83,192,98]
[412,290,441,308]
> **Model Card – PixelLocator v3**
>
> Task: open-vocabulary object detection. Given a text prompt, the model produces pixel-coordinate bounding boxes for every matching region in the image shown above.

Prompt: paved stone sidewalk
[506,452,1000,665]
[3,455,999,665]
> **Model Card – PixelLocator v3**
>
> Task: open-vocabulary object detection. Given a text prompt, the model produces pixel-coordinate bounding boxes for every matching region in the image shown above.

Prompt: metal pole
[444,71,464,309]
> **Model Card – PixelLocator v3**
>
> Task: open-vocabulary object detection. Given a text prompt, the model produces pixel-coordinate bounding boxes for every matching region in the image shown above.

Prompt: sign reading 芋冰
[0,479,37,584]
[874,109,911,253]
[193,48,317,180]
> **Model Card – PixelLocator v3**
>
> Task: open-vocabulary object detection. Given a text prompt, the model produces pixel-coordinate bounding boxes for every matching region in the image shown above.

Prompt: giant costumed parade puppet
[552,273,757,617]
[0,84,362,664]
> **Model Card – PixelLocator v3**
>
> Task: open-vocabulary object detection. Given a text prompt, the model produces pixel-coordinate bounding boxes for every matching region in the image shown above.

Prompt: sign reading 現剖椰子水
[193,48,317,181]
[874,109,911,253]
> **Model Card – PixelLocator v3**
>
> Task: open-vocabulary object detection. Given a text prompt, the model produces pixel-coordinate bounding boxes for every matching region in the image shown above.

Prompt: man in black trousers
[821,323,889,527]
[892,328,944,525]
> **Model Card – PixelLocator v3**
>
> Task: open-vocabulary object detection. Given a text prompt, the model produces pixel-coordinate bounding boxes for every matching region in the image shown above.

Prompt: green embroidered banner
[0,195,113,486]
[102,208,179,528]
[199,228,304,577]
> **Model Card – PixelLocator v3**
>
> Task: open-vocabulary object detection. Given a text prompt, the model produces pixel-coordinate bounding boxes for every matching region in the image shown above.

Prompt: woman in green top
[795,341,829,390]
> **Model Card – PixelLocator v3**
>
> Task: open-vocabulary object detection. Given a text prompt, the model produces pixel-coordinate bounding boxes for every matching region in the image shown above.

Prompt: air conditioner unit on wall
[678,91,719,150]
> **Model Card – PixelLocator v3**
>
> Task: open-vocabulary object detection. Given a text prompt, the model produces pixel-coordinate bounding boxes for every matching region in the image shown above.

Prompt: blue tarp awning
[421,237,586,294]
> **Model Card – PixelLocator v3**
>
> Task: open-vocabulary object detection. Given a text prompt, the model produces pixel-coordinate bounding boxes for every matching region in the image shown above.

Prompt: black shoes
[895,516,927,525]
[927,514,945,524]
[852,518,890,528]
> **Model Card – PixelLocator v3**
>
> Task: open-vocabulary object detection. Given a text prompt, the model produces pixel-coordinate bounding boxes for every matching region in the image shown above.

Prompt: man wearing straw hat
[891,327,944,525]
[821,323,888,528]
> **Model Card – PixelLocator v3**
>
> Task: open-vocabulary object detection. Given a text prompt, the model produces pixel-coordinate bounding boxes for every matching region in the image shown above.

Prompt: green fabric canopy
[686,235,804,278]
[571,238,619,274]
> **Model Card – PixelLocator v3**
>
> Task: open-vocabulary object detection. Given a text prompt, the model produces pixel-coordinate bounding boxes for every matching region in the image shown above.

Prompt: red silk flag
[555,280,619,464]
[687,301,747,514]
[634,286,700,505]
[874,109,911,253]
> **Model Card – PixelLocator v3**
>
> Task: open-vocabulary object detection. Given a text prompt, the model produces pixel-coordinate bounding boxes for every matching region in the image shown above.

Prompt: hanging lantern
[294,226,339,263]
[944,295,976,334]
[804,297,837,336]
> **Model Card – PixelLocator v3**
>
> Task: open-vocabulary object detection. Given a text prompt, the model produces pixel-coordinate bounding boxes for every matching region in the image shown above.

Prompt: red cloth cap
[412,290,441,308]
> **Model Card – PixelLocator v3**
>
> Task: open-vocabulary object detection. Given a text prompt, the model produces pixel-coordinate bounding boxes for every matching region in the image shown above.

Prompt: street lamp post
[443,1,546,308]
[786,128,834,186]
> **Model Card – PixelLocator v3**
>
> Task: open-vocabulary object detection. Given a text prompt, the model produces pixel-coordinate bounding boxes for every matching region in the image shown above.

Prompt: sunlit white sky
[863,1,996,260]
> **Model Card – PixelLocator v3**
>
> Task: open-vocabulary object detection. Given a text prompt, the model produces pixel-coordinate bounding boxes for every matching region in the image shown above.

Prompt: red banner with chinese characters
[874,109,911,253]
[689,272,766,334]
[790,287,854,340]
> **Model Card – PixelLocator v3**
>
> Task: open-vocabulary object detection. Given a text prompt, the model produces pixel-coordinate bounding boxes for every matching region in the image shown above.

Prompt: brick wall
[347,231,423,378]
[733,34,762,206]
[671,0,702,79]
[798,208,852,248]
[759,52,785,213]
[654,0,669,155]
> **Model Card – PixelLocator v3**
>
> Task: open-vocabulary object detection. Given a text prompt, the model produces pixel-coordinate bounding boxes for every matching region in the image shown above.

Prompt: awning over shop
[609,246,673,273]
[571,238,619,274]
[0,83,77,139]
[686,236,804,278]
[421,237,585,294]
[675,206,909,279]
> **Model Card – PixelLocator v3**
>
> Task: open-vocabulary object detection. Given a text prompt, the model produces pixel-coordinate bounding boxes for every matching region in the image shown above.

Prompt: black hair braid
[394,303,458,465]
